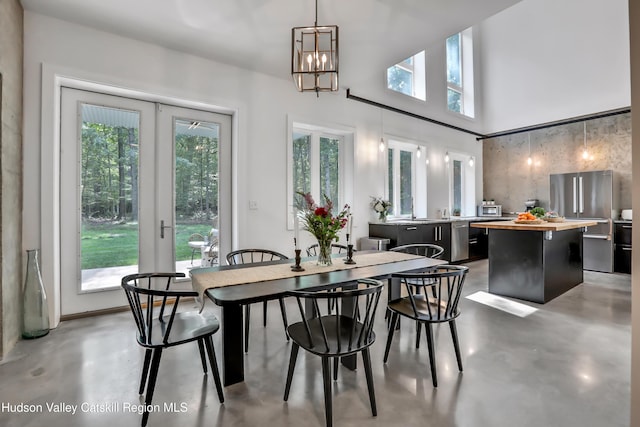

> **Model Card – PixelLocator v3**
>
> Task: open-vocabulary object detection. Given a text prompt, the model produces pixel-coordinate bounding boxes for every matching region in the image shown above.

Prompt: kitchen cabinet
[368,222,451,261]
[614,222,632,274]
[468,225,488,261]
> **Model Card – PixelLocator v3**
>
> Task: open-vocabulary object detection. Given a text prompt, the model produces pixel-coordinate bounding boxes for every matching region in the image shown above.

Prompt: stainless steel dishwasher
[450,221,469,262]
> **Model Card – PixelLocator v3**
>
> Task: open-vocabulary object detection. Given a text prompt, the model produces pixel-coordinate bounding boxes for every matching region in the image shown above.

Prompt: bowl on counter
[621,209,632,220]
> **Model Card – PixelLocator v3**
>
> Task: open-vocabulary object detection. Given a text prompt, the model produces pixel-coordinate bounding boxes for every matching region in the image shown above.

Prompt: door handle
[160,220,172,239]
[584,234,610,240]
[405,226,418,231]
[622,247,632,251]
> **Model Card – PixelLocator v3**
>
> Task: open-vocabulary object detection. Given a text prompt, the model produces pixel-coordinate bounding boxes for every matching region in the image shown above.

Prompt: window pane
[319,136,340,204]
[446,33,461,86]
[388,148,394,216]
[448,88,462,113]
[400,150,413,215]
[453,159,462,213]
[293,132,311,199]
[387,65,413,96]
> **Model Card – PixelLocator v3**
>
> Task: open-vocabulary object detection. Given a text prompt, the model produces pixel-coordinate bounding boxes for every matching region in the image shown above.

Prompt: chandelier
[291,0,339,94]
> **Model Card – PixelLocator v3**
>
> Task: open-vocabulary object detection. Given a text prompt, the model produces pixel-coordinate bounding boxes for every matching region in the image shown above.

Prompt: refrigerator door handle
[572,176,577,214]
[579,176,584,214]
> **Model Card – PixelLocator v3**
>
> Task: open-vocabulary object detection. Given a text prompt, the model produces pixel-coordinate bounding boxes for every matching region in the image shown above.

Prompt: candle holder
[291,249,305,271]
[344,244,356,264]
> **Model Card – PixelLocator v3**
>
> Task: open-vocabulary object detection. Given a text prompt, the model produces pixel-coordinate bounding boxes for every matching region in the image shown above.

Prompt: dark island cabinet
[614,222,632,274]
[468,224,489,261]
[368,223,451,261]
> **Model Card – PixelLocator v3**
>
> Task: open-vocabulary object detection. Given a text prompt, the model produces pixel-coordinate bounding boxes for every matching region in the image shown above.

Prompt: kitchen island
[470,220,597,303]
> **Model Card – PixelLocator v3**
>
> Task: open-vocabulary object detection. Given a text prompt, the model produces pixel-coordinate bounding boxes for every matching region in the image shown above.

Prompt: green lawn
[81,221,212,269]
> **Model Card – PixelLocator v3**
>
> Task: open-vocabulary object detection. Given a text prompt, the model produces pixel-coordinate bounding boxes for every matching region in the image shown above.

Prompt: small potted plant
[452,208,461,216]
[370,196,392,222]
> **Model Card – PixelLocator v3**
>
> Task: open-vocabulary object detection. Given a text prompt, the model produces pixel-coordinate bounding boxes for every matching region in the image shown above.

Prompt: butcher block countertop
[470,219,598,232]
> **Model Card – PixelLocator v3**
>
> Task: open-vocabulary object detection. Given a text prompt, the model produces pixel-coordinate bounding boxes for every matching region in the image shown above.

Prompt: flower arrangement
[296,192,349,266]
[370,196,392,222]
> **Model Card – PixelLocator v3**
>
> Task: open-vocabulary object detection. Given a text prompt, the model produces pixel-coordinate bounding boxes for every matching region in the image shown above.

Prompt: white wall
[479,0,630,133]
[22,12,482,324]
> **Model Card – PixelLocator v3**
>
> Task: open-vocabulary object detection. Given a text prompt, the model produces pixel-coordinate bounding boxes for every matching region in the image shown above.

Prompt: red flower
[314,207,328,217]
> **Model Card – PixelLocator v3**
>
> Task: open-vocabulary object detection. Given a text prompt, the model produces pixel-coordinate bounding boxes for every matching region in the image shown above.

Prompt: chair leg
[383,312,399,363]
[321,356,333,427]
[278,298,290,341]
[416,322,422,349]
[244,304,251,353]
[204,336,225,403]
[263,300,268,327]
[449,320,463,372]
[362,348,377,417]
[284,343,300,401]
[141,348,162,427]
[139,349,152,395]
[333,357,339,381]
[197,339,208,374]
[424,323,438,387]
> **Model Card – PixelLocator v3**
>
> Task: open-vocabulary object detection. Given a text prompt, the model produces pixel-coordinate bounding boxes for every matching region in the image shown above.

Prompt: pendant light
[416,146,422,158]
[444,151,450,163]
[291,0,339,94]
[468,156,474,167]
[527,133,533,166]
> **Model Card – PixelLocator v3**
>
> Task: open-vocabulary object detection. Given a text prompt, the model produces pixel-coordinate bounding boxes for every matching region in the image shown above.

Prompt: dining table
[190,250,446,386]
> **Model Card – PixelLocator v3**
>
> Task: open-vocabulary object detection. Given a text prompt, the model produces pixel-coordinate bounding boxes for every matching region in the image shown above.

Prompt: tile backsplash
[483,113,631,214]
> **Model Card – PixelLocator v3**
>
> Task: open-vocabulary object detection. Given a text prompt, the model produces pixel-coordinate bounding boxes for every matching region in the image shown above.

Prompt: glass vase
[378,212,387,223]
[22,249,50,339]
[316,238,333,267]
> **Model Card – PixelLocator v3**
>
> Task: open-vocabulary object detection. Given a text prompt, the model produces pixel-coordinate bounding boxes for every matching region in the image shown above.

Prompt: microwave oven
[478,205,502,217]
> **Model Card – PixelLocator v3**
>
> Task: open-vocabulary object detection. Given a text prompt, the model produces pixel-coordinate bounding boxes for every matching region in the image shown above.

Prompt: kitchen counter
[370,216,512,226]
[471,219,597,232]
[474,219,594,304]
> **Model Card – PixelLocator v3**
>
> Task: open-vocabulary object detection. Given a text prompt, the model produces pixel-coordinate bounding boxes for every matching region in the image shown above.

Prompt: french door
[60,88,231,315]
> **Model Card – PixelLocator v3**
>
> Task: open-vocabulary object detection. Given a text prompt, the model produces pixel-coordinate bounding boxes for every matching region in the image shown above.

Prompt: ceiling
[21,0,521,85]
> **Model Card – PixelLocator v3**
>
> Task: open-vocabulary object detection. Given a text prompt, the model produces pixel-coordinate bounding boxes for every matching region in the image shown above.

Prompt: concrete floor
[0,260,631,427]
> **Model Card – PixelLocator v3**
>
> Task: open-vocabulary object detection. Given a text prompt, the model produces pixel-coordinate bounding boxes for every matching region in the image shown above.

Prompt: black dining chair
[283,279,383,427]
[390,243,444,258]
[383,265,469,387]
[121,272,224,426]
[305,243,355,257]
[226,248,290,352]
[388,243,445,347]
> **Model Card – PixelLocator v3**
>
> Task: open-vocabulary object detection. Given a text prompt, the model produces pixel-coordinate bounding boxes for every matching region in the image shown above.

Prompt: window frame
[446,28,475,118]
[447,151,476,217]
[386,50,426,101]
[386,138,427,219]
[286,117,354,229]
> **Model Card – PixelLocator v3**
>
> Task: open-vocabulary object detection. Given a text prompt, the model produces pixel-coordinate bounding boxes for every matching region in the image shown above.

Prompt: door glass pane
[400,150,413,215]
[174,119,220,271]
[293,131,312,198]
[80,104,140,291]
[319,136,339,204]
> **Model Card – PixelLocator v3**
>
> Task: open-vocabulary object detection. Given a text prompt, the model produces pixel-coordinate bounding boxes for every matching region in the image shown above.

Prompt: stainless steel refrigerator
[550,170,618,272]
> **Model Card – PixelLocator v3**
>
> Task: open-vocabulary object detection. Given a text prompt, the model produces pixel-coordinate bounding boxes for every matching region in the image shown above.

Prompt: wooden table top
[470,219,598,232]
